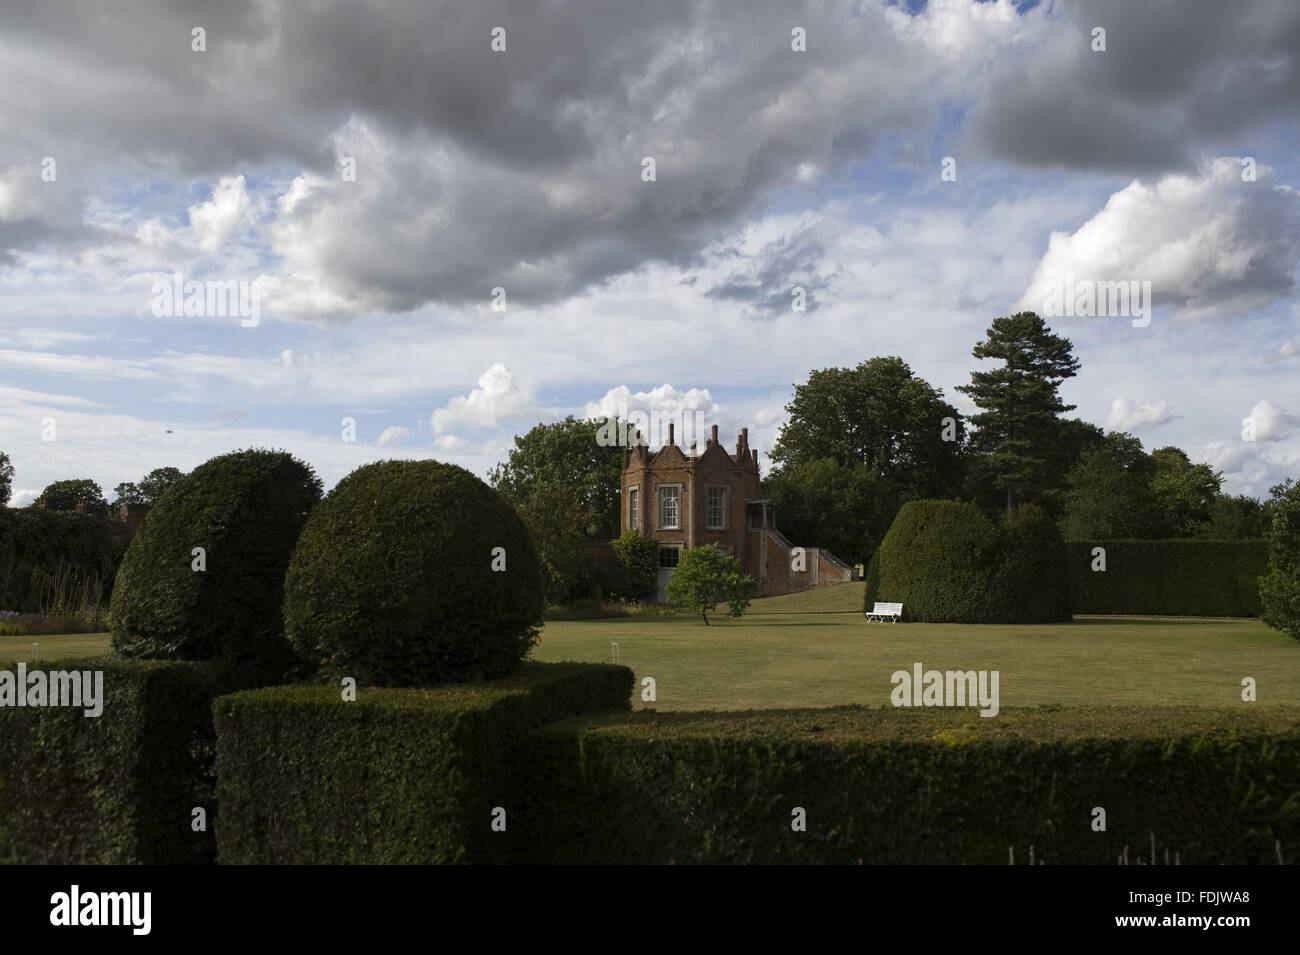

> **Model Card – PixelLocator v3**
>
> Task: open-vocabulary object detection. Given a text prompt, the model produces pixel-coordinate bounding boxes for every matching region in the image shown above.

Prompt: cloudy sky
[1,0,1297,504]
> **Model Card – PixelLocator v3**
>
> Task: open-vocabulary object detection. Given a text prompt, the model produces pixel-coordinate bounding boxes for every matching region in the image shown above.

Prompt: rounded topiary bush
[283,459,545,687]
[996,504,1071,623]
[873,499,1071,623]
[874,500,1004,622]
[110,449,323,676]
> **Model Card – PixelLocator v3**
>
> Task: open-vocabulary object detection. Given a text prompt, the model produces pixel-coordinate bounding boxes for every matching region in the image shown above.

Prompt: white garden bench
[864,601,903,623]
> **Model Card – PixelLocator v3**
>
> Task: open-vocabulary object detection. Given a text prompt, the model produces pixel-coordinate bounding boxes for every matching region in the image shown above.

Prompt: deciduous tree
[35,479,109,517]
[1058,433,1159,540]
[665,543,758,625]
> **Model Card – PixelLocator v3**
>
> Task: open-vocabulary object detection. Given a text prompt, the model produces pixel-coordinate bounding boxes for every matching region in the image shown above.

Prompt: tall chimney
[668,422,675,445]
[751,448,758,467]
[711,424,719,447]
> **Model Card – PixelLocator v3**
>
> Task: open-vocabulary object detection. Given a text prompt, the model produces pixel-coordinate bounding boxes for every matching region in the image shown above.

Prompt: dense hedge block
[0,656,256,864]
[998,505,1071,623]
[868,500,1070,622]
[1067,540,1267,616]
[517,706,1300,864]
[0,508,124,612]
[110,449,322,678]
[862,549,881,607]
[213,662,633,864]
[283,459,545,687]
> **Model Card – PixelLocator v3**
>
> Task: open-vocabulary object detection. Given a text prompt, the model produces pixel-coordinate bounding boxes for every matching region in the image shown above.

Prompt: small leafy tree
[610,528,658,600]
[665,543,758,625]
[1260,478,1300,642]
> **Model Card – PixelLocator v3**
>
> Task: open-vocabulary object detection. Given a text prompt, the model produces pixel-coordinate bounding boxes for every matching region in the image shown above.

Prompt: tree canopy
[765,357,965,562]
[489,416,622,606]
[1059,433,1159,540]
[1149,447,1222,536]
[35,479,109,517]
[490,416,621,538]
[768,356,965,494]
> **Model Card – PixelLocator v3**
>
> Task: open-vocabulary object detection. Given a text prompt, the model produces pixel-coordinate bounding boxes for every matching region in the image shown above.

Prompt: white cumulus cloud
[1244,400,1298,442]
[187,175,256,252]
[430,364,535,434]
[377,425,410,446]
[434,434,468,452]
[1106,398,1178,432]
[584,383,731,449]
[1019,158,1300,321]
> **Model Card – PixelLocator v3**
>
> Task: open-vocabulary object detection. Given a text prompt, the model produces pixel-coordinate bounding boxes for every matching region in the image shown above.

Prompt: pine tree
[957,312,1080,512]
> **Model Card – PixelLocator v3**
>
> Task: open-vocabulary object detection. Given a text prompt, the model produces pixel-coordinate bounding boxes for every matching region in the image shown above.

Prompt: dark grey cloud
[969,0,1300,173]
[1,0,963,316]
[704,224,839,316]
[1,0,1297,318]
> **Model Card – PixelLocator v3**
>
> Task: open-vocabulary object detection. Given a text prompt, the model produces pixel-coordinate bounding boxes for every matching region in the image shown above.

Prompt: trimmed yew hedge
[1067,540,1267,616]
[213,662,633,864]
[515,705,1300,864]
[284,459,545,687]
[867,501,1070,622]
[0,656,257,864]
[110,449,322,679]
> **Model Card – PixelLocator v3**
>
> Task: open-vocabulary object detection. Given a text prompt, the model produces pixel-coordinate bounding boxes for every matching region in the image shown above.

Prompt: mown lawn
[8,585,1297,712]
[532,586,1300,710]
[0,632,112,662]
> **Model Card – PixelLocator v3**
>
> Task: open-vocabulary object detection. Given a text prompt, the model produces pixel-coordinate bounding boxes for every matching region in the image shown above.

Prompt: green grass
[746,581,868,613]
[0,632,111,662]
[532,610,1300,711]
[11,598,1298,714]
